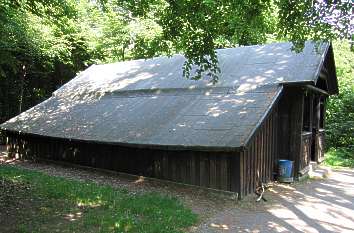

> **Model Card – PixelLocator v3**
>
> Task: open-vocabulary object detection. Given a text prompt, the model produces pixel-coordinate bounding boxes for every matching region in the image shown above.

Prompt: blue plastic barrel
[278,160,294,183]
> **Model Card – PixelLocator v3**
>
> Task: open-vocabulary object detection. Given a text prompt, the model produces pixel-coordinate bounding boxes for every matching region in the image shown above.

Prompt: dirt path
[1,146,354,233]
[193,167,354,233]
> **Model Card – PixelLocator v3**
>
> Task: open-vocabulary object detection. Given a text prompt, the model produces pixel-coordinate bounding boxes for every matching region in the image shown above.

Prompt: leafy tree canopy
[148,0,352,82]
[0,0,353,151]
[91,0,353,82]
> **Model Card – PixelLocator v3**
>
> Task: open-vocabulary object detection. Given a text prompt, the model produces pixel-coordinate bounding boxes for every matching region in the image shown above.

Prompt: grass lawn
[0,165,197,233]
[324,147,354,168]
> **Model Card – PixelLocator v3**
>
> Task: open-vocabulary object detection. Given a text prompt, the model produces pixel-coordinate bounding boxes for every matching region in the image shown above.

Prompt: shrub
[326,41,354,151]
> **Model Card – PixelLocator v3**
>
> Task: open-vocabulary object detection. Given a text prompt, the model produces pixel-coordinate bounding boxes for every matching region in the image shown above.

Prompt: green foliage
[0,0,91,121]
[158,0,352,80]
[326,41,354,150]
[0,165,197,232]
[324,148,354,168]
[276,0,352,50]
[160,0,275,83]
[91,1,166,62]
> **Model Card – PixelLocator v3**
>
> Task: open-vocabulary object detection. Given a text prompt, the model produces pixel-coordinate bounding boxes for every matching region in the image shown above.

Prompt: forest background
[0,0,352,158]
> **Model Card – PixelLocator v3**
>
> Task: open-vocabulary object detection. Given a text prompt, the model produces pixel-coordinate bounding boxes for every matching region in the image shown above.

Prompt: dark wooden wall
[151,151,233,191]
[5,132,237,193]
[300,132,312,172]
[278,88,307,174]
[277,91,291,161]
[277,87,328,176]
[238,105,279,198]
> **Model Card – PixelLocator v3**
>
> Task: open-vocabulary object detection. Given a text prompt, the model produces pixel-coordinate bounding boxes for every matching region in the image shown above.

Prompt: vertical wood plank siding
[3,131,237,192]
[300,132,312,171]
[239,105,279,198]
[278,88,314,176]
[288,92,304,173]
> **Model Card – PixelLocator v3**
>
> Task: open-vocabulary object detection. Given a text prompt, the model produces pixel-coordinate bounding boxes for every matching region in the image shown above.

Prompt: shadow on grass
[0,165,197,233]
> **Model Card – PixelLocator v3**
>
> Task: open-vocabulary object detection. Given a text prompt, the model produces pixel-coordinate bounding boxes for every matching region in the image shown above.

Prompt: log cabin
[0,41,337,198]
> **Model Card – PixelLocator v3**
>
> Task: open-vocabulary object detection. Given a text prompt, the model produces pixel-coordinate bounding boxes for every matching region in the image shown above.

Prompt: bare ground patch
[2,146,353,233]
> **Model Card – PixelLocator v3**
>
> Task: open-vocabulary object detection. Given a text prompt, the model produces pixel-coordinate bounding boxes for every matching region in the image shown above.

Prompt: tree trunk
[18,64,26,114]
[122,45,126,61]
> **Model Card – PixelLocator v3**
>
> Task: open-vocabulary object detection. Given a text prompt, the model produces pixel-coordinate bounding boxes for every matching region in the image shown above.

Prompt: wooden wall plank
[236,152,244,198]
[185,154,191,184]
[199,155,209,187]
[289,90,304,175]
[230,155,238,192]
[210,156,217,189]
[242,148,246,196]
[219,156,227,190]
[259,123,264,183]
[267,117,271,181]
[257,133,261,190]
[264,123,267,182]
[249,145,254,196]
[252,143,255,193]
[190,153,197,185]
[269,114,273,181]
[216,156,222,189]
[162,153,168,179]
[181,155,187,184]
[273,107,278,178]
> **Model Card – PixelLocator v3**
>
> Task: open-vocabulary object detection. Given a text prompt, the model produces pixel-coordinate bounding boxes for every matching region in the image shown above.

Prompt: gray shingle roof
[0,41,331,150]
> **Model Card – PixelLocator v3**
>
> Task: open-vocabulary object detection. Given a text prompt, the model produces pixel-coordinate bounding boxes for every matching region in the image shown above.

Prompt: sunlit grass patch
[0,165,197,233]
[324,147,354,168]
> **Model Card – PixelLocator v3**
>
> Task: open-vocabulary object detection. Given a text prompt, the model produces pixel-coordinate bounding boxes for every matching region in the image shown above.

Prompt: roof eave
[313,43,339,95]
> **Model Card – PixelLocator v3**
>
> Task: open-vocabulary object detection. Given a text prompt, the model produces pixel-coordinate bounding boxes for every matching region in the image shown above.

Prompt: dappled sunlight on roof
[53,41,327,100]
[0,41,330,149]
[0,84,282,149]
